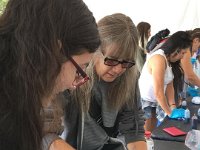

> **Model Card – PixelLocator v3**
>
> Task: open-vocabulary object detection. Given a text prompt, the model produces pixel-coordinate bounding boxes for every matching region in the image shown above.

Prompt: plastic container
[184,108,190,124]
[156,108,166,123]
[145,131,154,150]
[191,58,197,65]
[191,114,198,130]
[197,108,200,123]
[185,130,200,150]
[181,100,187,109]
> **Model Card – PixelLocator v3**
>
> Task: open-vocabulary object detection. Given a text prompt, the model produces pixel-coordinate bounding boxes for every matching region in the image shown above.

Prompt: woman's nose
[112,64,125,73]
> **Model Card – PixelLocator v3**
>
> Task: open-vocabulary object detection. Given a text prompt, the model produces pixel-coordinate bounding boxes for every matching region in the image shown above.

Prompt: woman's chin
[101,76,116,82]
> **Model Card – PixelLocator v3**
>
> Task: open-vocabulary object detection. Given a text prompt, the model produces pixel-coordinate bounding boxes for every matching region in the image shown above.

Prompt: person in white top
[139,31,192,132]
[181,29,200,87]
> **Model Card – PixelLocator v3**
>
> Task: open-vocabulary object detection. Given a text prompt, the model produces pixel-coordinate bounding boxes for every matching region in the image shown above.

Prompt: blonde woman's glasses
[104,57,135,68]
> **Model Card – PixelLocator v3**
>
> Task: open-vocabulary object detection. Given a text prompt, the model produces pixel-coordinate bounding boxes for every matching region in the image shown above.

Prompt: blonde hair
[73,13,139,111]
[97,13,139,109]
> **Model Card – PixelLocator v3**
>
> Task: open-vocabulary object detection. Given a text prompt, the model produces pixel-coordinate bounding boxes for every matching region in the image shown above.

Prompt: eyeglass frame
[104,57,136,68]
[62,48,89,87]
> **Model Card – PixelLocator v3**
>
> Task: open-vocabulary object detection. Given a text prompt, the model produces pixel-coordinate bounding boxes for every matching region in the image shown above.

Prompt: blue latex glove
[191,58,196,65]
[169,108,185,119]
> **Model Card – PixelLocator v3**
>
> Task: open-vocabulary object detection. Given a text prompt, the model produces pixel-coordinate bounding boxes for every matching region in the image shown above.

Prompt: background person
[194,48,200,78]
[139,31,192,132]
[64,13,147,150]
[0,0,100,150]
[137,22,151,50]
[181,28,200,87]
[179,28,200,102]
[136,21,151,72]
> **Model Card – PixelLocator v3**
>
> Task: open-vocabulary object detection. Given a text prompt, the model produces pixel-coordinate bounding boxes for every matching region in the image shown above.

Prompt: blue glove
[169,108,185,119]
[190,58,196,65]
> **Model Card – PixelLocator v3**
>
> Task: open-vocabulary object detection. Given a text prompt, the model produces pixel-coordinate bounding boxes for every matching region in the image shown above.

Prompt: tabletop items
[152,97,200,143]
[163,127,186,136]
[198,108,200,122]
[145,131,154,150]
[156,108,166,123]
[183,58,200,150]
[185,130,200,150]
[191,114,198,130]
[169,108,185,119]
[182,100,187,109]
[192,97,200,104]
[184,109,190,124]
[187,87,200,97]
[180,101,200,131]
[180,99,200,131]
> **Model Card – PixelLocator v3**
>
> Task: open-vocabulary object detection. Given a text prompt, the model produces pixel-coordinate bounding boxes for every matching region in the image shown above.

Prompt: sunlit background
[0,0,7,14]
[83,0,200,36]
[0,0,199,36]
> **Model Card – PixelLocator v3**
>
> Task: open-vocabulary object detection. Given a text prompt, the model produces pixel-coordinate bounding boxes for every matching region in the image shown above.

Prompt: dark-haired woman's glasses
[104,57,135,68]
[68,56,89,87]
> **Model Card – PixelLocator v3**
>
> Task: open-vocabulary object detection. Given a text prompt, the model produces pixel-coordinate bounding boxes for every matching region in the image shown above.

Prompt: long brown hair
[137,21,151,49]
[0,0,100,149]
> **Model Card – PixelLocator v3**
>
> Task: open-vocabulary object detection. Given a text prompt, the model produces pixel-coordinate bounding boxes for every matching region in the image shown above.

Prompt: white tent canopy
[83,0,200,35]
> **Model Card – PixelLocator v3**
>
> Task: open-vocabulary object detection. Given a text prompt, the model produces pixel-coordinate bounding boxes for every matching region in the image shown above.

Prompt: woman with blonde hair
[64,13,147,150]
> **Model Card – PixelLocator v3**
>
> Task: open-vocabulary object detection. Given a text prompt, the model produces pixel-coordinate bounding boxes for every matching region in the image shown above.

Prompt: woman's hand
[169,104,176,110]
[169,108,185,119]
[127,141,147,150]
[49,139,76,150]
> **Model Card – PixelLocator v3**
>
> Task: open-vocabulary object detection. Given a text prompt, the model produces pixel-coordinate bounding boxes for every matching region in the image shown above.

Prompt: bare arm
[149,55,172,115]
[181,50,200,87]
[127,141,147,150]
[49,139,76,150]
[165,81,176,109]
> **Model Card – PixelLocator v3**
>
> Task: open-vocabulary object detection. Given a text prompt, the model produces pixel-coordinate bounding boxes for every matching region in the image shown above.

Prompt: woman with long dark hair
[0,0,100,149]
[139,31,191,132]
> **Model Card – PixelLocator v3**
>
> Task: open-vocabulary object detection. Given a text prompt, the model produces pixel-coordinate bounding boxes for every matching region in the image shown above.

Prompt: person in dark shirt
[0,0,100,150]
[64,13,147,150]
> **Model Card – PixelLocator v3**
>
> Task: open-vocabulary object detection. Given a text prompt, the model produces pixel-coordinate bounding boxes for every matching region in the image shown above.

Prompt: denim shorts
[141,98,159,119]
[143,106,157,119]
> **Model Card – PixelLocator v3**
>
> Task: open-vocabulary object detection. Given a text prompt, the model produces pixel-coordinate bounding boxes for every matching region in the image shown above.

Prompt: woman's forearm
[155,92,172,115]
[127,141,147,150]
[49,139,76,150]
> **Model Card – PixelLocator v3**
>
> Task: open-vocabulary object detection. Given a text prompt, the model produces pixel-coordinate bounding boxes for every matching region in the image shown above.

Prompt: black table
[151,98,200,149]
[154,139,190,150]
